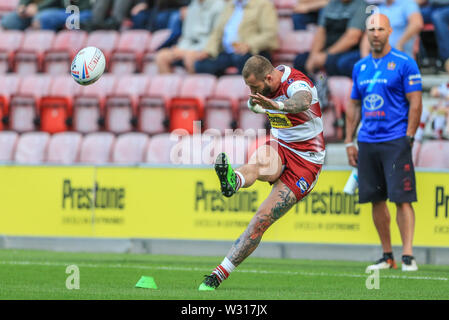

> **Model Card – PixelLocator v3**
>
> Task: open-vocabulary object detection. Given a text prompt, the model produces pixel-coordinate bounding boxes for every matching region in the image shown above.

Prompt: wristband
[277,101,285,111]
[345,142,355,148]
[247,99,266,114]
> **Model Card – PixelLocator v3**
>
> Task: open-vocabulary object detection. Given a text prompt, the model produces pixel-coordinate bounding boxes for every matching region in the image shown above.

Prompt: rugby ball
[71,46,106,86]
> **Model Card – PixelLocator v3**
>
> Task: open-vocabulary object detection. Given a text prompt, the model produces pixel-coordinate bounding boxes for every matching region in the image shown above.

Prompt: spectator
[292,0,329,30]
[87,0,135,31]
[194,0,279,77]
[416,81,449,141]
[1,0,59,30]
[34,0,93,31]
[155,0,225,74]
[416,0,449,72]
[361,0,424,58]
[131,0,189,32]
[293,0,368,78]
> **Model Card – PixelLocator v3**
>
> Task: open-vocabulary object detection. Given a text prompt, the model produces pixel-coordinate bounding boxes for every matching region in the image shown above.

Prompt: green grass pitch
[0,249,448,300]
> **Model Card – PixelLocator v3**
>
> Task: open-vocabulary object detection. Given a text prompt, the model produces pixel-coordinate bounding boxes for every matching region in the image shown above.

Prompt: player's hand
[131,2,148,16]
[294,3,309,13]
[233,43,250,55]
[196,51,210,60]
[24,3,38,17]
[314,52,327,68]
[17,5,26,17]
[249,93,279,111]
[345,144,358,167]
[395,42,404,52]
[305,56,315,75]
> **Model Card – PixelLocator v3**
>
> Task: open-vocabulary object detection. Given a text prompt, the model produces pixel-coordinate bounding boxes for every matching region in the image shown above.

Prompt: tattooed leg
[226,180,297,267]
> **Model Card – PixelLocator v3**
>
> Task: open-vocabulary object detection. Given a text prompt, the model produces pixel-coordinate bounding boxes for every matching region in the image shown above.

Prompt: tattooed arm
[249,90,312,114]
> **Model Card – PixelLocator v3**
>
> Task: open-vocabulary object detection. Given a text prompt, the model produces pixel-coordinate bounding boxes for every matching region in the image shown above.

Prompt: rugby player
[199,55,325,290]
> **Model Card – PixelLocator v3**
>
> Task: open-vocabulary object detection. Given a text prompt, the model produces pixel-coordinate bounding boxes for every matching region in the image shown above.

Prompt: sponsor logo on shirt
[363,93,384,111]
[296,177,310,195]
[360,78,388,86]
[265,112,293,128]
[387,61,396,70]
[408,74,422,85]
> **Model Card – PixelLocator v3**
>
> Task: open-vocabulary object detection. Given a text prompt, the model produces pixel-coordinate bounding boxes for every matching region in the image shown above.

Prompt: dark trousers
[421,5,449,61]
[293,50,361,78]
[91,0,135,26]
[194,51,271,76]
[292,11,320,30]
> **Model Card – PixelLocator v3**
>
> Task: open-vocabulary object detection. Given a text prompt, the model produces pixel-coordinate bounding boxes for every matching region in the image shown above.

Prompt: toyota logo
[363,94,384,111]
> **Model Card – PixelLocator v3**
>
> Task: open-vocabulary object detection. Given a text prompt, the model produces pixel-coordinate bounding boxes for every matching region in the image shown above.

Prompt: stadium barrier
[0,165,448,248]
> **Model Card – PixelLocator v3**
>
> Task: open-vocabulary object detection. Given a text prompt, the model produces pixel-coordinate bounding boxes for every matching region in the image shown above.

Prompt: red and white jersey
[267,65,325,164]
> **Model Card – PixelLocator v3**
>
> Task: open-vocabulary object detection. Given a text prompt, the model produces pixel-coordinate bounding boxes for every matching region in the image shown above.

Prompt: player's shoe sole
[214,152,237,198]
[198,283,216,291]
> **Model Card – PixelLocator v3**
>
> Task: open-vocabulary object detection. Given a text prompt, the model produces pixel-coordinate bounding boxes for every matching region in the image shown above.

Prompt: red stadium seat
[169,133,216,165]
[85,31,119,69]
[39,75,80,133]
[142,29,171,74]
[0,74,21,130]
[112,132,150,163]
[416,140,449,169]
[138,74,182,134]
[247,134,271,160]
[14,30,55,74]
[44,30,87,75]
[273,31,314,66]
[14,131,50,164]
[0,131,19,161]
[0,31,24,74]
[0,0,19,18]
[46,132,82,164]
[9,74,52,132]
[205,75,248,133]
[321,107,337,142]
[238,86,268,132]
[105,74,151,133]
[111,30,151,74]
[327,76,353,140]
[273,0,296,16]
[239,108,268,132]
[209,134,254,165]
[79,132,115,164]
[73,73,116,133]
[279,17,294,34]
[169,74,216,133]
[145,133,180,164]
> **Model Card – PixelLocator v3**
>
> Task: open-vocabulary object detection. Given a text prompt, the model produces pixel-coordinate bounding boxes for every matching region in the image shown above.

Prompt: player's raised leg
[214,143,283,197]
[199,179,297,291]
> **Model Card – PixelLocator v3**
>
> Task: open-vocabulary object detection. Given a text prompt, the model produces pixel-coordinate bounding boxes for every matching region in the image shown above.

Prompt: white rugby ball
[71,46,106,86]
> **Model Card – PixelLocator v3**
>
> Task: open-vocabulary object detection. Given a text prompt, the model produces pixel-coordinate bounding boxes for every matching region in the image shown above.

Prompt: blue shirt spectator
[351,47,423,142]
[222,0,247,54]
[377,0,424,57]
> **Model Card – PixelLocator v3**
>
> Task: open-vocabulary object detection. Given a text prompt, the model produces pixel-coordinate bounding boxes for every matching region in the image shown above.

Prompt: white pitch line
[0,260,447,282]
